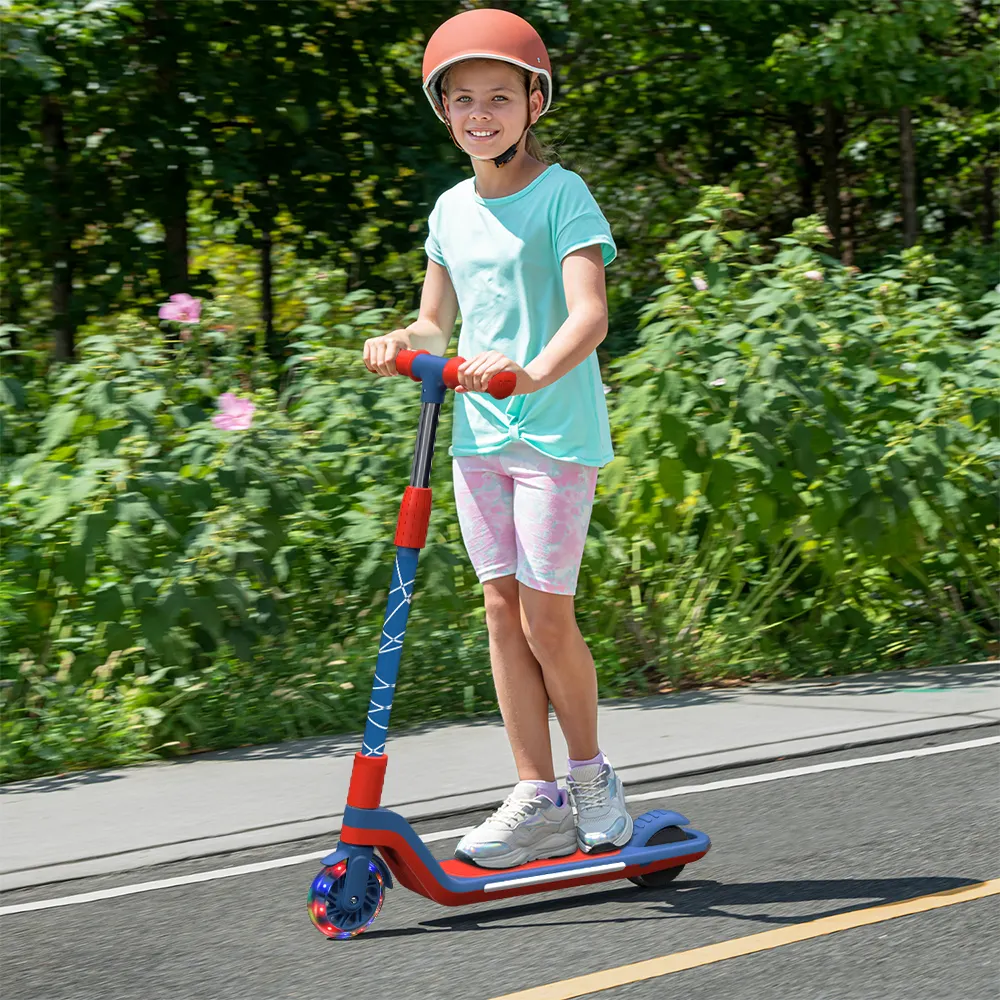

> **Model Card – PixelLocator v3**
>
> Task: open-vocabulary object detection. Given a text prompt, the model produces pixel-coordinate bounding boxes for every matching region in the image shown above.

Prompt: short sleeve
[424,198,446,266]
[554,172,617,267]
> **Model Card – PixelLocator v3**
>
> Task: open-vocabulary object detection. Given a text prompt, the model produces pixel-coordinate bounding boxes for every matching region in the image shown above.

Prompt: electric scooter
[307,348,711,939]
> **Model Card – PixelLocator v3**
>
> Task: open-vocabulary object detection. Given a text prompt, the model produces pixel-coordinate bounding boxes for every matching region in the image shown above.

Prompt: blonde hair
[440,63,551,164]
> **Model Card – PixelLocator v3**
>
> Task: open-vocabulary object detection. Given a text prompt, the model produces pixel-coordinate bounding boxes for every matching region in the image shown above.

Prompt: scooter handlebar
[394,349,516,400]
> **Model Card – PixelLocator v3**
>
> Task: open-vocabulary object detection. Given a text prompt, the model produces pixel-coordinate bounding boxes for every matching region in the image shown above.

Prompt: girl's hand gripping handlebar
[394,349,516,400]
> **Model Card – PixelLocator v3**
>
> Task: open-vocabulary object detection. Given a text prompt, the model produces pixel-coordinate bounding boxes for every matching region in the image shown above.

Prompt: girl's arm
[365,261,458,375]
[456,245,608,393]
[523,245,608,390]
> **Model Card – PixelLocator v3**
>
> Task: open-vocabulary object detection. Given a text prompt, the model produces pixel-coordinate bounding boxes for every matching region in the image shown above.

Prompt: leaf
[60,544,87,591]
[750,492,777,529]
[93,584,126,622]
[34,492,70,530]
[43,405,81,451]
[189,597,223,639]
[140,607,170,650]
[134,389,165,414]
[225,626,254,662]
[132,579,156,606]
[657,456,686,502]
[1,376,25,409]
[704,421,731,454]
[706,459,736,509]
[659,412,689,449]
[214,578,249,615]
[159,583,189,625]
[970,396,1000,436]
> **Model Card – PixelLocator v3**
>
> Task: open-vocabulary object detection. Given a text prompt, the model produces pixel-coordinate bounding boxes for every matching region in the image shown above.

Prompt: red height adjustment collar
[395,486,432,548]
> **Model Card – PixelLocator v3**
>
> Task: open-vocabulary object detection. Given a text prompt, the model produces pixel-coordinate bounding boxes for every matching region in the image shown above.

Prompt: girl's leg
[482,575,556,782]
[510,445,632,851]
[451,452,558,780]
[516,587,598,763]
[452,456,575,868]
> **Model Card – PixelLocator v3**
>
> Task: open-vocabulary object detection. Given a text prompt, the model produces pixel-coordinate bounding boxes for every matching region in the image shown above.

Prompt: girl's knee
[483,576,520,633]
[519,590,575,661]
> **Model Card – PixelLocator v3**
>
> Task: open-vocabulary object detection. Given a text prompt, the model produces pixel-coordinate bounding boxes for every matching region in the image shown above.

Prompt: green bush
[583,188,998,688]
[2,191,997,782]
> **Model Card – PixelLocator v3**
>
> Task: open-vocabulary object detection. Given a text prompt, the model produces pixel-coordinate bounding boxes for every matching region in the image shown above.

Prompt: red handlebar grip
[394,348,427,382]
[487,371,517,399]
[393,349,515,399]
[443,357,516,400]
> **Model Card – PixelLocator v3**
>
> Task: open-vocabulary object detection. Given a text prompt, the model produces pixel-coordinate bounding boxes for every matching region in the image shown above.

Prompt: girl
[363,8,630,869]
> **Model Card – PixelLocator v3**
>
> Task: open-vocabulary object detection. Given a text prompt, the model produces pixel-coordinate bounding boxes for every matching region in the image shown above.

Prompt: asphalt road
[2,728,998,1000]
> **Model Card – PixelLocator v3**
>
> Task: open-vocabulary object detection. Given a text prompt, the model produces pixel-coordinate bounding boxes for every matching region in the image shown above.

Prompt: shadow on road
[358,874,984,940]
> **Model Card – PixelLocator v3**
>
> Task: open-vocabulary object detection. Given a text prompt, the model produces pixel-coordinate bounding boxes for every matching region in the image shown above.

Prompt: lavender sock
[568,750,607,772]
[529,779,563,806]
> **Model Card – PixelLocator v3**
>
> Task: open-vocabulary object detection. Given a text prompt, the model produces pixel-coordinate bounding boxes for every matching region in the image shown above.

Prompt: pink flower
[804,270,824,281]
[212,393,256,431]
[692,276,708,291]
[158,293,202,324]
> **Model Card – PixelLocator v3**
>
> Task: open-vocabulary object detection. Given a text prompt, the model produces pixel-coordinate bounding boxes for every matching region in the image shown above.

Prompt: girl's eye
[493,95,507,102]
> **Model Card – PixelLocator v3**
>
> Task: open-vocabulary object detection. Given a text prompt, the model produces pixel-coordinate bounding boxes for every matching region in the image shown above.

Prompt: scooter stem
[347,353,515,809]
[359,399,440,758]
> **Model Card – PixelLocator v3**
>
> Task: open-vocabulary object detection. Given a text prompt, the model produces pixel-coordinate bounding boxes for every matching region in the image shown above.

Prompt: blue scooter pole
[359,351,516,758]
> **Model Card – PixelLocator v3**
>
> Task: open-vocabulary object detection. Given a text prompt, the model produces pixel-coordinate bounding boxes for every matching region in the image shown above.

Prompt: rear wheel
[628,825,693,889]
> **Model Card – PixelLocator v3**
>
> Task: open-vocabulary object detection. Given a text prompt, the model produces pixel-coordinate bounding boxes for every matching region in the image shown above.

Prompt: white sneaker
[454,781,577,869]
[566,760,633,853]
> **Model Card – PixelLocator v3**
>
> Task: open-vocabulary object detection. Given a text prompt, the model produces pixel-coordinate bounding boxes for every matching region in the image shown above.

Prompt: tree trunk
[152,0,189,297]
[160,156,189,295]
[790,103,820,217]
[41,95,75,361]
[983,164,997,243]
[261,223,278,361]
[899,105,919,248]
[841,181,855,267]
[822,102,844,259]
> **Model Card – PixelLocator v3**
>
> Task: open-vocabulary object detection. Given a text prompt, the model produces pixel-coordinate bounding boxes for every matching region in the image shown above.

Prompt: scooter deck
[333,805,710,905]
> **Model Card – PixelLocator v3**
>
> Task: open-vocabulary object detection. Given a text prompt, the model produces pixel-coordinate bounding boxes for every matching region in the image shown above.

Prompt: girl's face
[442,60,542,158]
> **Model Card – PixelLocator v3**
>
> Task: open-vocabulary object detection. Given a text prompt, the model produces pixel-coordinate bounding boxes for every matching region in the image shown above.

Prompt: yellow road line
[489,878,1000,1000]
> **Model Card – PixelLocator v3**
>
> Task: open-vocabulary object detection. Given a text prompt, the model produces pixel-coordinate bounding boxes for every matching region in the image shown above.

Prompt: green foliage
[583,188,998,686]
[0,284,496,778]
[3,195,997,781]
[2,0,998,780]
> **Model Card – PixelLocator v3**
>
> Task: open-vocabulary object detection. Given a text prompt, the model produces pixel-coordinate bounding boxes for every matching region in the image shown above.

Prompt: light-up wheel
[307,859,385,939]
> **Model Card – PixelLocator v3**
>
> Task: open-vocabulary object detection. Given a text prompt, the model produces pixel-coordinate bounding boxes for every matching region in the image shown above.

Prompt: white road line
[1,734,996,917]
[625,733,1000,802]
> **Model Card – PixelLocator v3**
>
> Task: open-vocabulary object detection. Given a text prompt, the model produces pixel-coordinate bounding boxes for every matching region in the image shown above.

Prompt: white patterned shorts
[452,441,598,596]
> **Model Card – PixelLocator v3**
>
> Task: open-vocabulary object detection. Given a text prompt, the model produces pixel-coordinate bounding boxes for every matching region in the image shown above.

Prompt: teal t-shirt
[424,163,616,468]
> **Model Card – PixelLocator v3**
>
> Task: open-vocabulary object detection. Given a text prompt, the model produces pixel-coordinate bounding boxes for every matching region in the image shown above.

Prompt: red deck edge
[339,824,707,906]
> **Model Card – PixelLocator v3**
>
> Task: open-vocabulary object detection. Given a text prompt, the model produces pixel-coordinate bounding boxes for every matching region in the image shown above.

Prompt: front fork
[334,396,444,911]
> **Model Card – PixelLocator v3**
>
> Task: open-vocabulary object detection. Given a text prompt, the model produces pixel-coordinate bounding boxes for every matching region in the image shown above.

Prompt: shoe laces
[571,771,609,811]
[489,795,535,830]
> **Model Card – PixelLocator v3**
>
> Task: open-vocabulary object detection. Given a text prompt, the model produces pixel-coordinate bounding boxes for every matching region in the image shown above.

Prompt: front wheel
[628,825,693,889]
[308,859,385,939]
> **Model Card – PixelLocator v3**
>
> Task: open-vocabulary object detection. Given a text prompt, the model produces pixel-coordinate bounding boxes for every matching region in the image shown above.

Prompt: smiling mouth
[467,129,499,140]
